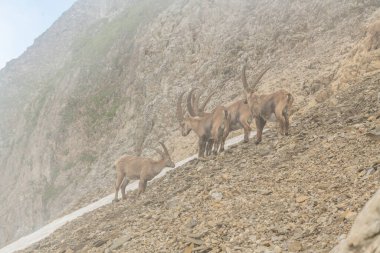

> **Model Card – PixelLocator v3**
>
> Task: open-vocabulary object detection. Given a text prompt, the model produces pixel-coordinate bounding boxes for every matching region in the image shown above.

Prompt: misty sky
[0,0,77,70]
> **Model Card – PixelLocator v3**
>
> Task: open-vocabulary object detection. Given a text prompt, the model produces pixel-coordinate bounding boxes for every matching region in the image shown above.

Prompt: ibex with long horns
[242,64,294,144]
[186,89,229,155]
[188,87,258,144]
[113,142,175,202]
[177,91,229,158]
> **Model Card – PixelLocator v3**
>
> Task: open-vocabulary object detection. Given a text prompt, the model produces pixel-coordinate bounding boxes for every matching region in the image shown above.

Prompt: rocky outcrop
[331,188,380,253]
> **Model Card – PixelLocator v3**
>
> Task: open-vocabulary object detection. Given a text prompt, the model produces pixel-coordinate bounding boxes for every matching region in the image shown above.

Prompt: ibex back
[242,64,294,144]
[113,142,175,202]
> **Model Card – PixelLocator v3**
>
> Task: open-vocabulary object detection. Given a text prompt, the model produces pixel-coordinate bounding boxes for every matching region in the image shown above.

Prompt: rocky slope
[20,71,380,252]
[332,188,380,253]
[1,0,380,248]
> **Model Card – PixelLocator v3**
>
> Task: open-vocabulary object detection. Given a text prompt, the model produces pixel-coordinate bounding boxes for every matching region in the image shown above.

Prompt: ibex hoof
[112,199,119,203]
[255,140,261,145]
[243,139,249,143]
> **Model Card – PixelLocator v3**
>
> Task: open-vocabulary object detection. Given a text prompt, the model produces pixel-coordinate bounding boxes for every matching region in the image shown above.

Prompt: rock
[187,229,208,239]
[295,195,310,203]
[367,112,380,121]
[260,190,273,196]
[193,245,210,252]
[337,234,346,242]
[287,240,302,252]
[185,237,204,245]
[258,148,271,156]
[331,189,380,253]
[186,218,198,228]
[93,239,107,247]
[274,245,282,253]
[365,127,380,141]
[340,210,357,221]
[110,235,132,250]
[210,191,223,201]
[221,173,230,180]
[255,245,270,253]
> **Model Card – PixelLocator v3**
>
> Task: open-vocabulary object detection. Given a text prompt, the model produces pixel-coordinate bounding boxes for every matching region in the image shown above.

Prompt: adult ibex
[188,88,254,144]
[113,142,175,202]
[186,89,230,155]
[242,64,294,144]
[177,91,228,158]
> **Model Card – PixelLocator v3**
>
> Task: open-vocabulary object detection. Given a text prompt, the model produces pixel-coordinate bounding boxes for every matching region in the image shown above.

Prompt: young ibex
[177,91,228,158]
[242,64,294,144]
[113,142,175,202]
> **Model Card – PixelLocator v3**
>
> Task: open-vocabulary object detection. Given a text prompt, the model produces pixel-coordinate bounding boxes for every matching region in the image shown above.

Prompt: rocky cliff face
[0,0,379,247]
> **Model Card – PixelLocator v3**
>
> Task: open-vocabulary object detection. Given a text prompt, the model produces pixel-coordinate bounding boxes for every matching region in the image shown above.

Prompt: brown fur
[113,142,174,202]
[224,99,253,143]
[190,89,254,145]
[176,91,228,158]
[242,64,294,144]
[186,89,230,155]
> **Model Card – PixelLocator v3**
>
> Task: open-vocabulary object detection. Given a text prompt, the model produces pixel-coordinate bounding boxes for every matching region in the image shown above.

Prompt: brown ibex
[242,64,294,144]
[189,88,255,144]
[113,142,175,202]
[186,89,224,155]
[177,91,228,158]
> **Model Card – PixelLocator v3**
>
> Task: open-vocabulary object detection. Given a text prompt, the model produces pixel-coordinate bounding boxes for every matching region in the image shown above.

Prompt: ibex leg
[121,178,130,200]
[255,116,266,144]
[113,172,125,202]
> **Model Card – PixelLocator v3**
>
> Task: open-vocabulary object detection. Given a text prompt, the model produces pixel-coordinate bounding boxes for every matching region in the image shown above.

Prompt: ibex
[242,64,294,144]
[177,91,228,158]
[113,142,175,202]
[188,88,259,144]
[186,89,226,155]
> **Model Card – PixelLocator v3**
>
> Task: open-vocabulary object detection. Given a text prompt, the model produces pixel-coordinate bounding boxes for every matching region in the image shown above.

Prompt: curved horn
[191,92,196,109]
[251,66,271,92]
[193,89,204,115]
[242,64,252,93]
[153,148,164,157]
[199,91,216,113]
[186,89,197,117]
[187,88,199,116]
[159,141,169,155]
[176,91,185,122]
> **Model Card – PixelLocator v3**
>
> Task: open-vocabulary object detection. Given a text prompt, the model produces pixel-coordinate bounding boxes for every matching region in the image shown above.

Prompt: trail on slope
[17,74,380,253]
[0,132,262,253]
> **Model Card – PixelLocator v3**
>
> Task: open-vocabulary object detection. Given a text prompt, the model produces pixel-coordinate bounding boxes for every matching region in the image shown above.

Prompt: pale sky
[0,0,77,70]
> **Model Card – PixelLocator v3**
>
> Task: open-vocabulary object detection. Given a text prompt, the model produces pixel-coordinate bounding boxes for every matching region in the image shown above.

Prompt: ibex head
[154,142,175,168]
[242,63,271,113]
[176,91,193,136]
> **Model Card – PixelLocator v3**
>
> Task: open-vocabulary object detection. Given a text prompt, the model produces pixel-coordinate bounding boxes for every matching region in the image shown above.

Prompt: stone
[274,245,282,253]
[287,240,302,252]
[295,195,309,203]
[210,191,223,201]
[110,235,132,250]
[93,239,107,247]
